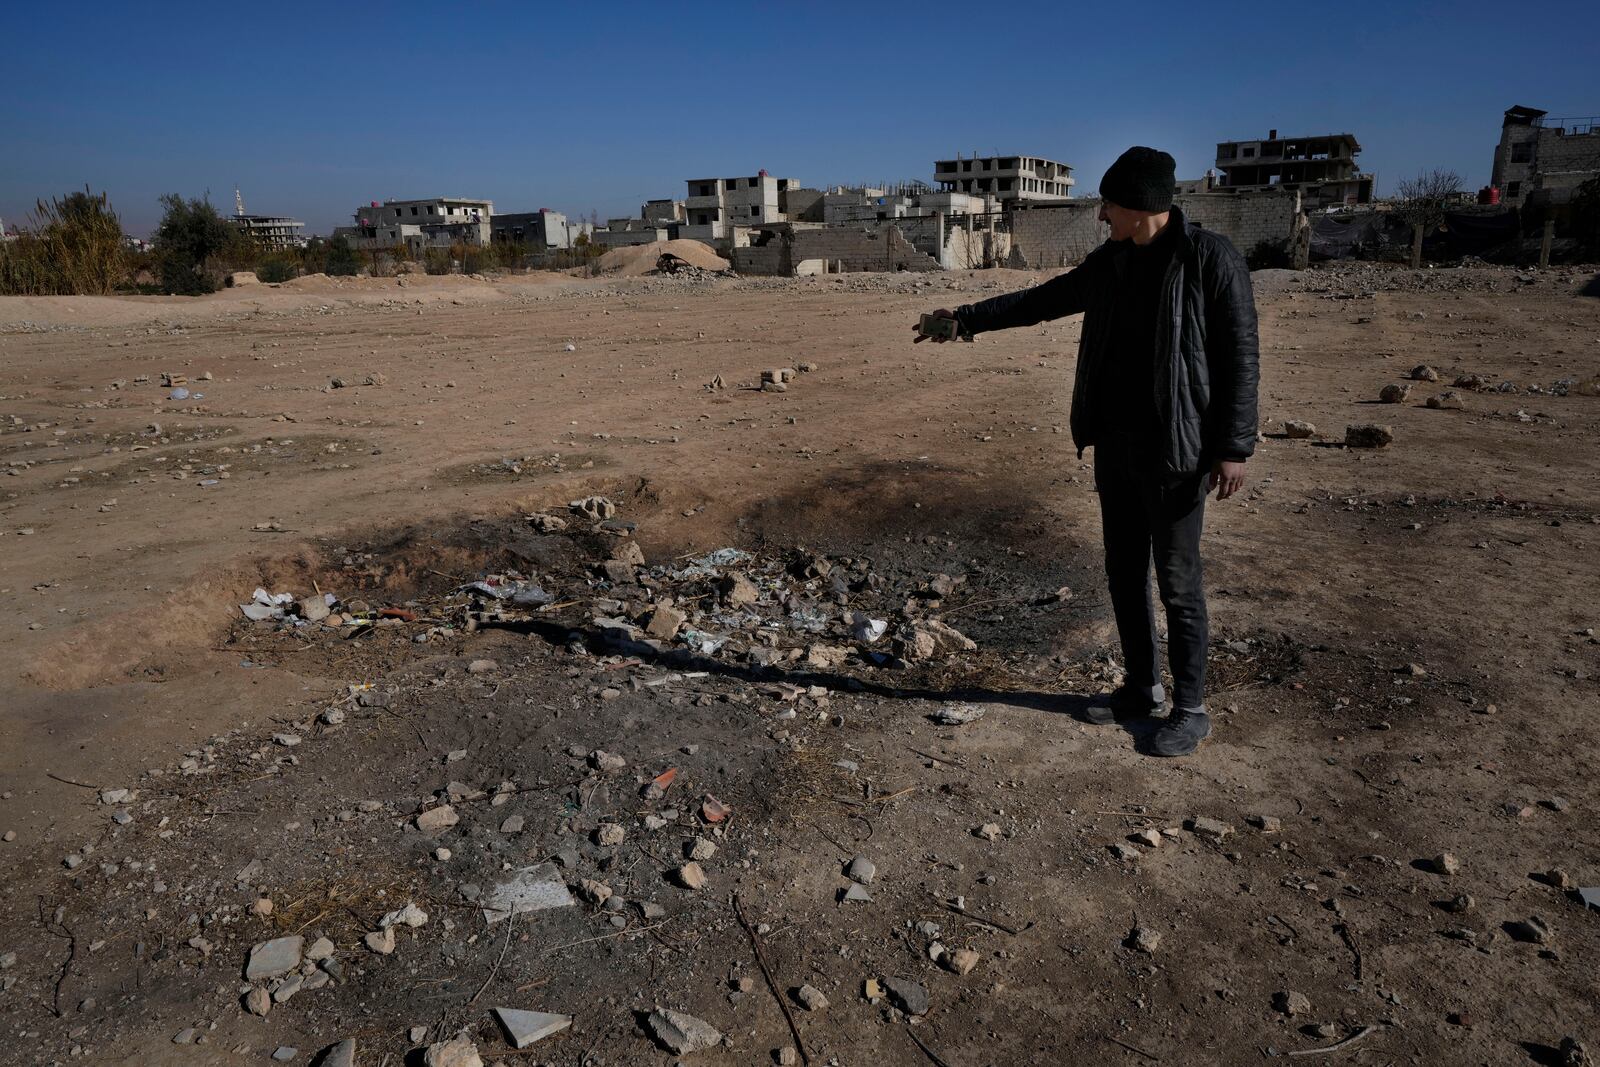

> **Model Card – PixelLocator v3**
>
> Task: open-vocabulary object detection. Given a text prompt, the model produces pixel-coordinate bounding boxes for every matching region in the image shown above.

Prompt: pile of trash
[237,496,997,675]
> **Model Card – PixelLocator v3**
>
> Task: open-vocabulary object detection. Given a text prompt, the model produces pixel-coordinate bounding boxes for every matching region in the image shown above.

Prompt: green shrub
[256,256,298,283]
[423,248,454,275]
[0,187,127,295]
[154,194,233,294]
[325,236,362,277]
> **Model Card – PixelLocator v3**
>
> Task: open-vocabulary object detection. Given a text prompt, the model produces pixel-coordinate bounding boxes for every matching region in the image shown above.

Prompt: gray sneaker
[1149,707,1211,757]
[1088,683,1165,724]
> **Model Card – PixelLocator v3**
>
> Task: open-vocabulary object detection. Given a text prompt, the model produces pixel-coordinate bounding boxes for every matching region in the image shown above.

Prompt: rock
[841,883,872,903]
[493,1007,572,1049]
[305,937,335,961]
[1505,916,1552,944]
[243,986,271,1016]
[1344,424,1394,449]
[610,540,646,566]
[250,897,274,916]
[1426,391,1467,410]
[1132,829,1163,848]
[272,1048,297,1062]
[1430,852,1461,876]
[777,1046,799,1065]
[594,823,626,847]
[1409,364,1440,382]
[591,750,626,772]
[500,815,525,834]
[273,732,302,747]
[1542,869,1573,890]
[245,936,303,980]
[646,1008,724,1054]
[1109,843,1140,862]
[1282,419,1316,438]
[796,984,829,1011]
[1126,927,1162,954]
[571,496,616,521]
[1560,1036,1591,1067]
[1247,814,1282,833]
[416,805,459,834]
[578,879,613,905]
[976,823,1002,842]
[846,855,877,884]
[364,927,396,954]
[596,559,636,584]
[688,837,717,861]
[677,862,707,890]
[313,1039,355,1067]
[900,619,977,662]
[423,1034,484,1067]
[272,975,303,1003]
[529,513,568,533]
[298,596,330,622]
[930,703,984,726]
[1379,383,1411,403]
[379,902,428,929]
[482,863,576,924]
[1273,990,1311,1016]
[884,977,929,1016]
[943,947,981,974]
[355,689,390,708]
[718,573,759,606]
[646,604,687,639]
[320,707,346,725]
[1187,817,1234,842]
[1444,893,1475,914]
[467,659,497,674]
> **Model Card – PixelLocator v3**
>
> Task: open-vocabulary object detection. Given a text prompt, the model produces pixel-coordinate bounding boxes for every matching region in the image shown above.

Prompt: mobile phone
[918,313,959,341]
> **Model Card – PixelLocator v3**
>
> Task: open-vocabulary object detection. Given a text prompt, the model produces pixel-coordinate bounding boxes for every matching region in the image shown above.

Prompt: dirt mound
[595,239,729,277]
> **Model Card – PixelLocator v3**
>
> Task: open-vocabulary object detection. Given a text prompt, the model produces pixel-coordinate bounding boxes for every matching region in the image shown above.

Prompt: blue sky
[3,0,1596,237]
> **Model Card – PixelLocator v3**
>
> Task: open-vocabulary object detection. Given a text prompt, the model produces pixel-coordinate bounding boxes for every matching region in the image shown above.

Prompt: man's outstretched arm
[913,258,1099,342]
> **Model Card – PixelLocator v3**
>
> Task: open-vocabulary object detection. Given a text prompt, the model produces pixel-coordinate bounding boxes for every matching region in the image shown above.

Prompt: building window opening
[1511,143,1533,163]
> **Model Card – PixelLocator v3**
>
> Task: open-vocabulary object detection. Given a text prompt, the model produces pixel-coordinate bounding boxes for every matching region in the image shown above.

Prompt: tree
[325,235,362,277]
[1395,169,1463,267]
[153,194,233,294]
[1571,176,1600,256]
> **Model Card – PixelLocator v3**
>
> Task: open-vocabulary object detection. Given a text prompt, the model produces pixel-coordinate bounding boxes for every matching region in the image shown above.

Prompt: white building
[341,197,493,252]
[682,171,798,241]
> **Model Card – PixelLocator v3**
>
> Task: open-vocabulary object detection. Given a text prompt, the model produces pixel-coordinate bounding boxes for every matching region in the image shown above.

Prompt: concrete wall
[592,228,668,248]
[731,225,940,275]
[1007,190,1306,269]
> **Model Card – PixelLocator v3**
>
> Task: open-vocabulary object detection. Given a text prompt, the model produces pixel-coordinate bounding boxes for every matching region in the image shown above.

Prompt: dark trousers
[1094,439,1210,709]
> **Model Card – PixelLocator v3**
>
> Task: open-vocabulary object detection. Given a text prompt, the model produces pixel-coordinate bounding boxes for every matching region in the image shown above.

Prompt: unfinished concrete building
[341,197,493,252]
[934,155,1073,202]
[1214,131,1372,210]
[1491,105,1600,208]
[682,172,798,241]
[490,209,582,250]
[229,213,306,249]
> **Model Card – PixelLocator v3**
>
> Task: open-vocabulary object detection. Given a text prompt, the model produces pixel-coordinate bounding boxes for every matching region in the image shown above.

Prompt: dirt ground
[1,261,1598,1067]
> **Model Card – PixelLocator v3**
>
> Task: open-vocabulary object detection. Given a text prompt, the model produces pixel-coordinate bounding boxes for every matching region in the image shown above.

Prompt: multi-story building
[340,197,492,252]
[1491,105,1600,208]
[229,213,306,249]
[490,209,581,250]
[1214,131,1372,210]
[682,171,798,241]
[933,155,1073,202]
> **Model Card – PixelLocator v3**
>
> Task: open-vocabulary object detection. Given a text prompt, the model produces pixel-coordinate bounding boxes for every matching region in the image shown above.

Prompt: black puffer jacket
[955,207,1259,473]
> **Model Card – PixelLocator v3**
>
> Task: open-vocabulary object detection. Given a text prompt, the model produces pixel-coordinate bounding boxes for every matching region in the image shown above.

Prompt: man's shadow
[477,615,1161,745]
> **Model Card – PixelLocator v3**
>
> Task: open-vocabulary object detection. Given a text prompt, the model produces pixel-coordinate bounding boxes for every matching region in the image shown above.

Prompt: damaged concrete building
[489,209,586,250]
[1491,105,1600,208]
[338,197,493,253]
[681,172,800,241]
[934,154,1074,202]
[1214,130,1372,210]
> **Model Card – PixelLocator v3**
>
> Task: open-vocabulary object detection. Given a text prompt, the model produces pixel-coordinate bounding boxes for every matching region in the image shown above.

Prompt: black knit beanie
[1099,146,1176,212]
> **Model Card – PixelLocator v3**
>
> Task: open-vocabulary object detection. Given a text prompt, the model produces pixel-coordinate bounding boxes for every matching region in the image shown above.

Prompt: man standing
[915,147,1259,757]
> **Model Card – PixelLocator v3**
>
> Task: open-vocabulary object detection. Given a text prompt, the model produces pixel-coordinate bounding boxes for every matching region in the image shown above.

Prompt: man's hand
[1209,459,1246,500]
[913,308,959,343]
